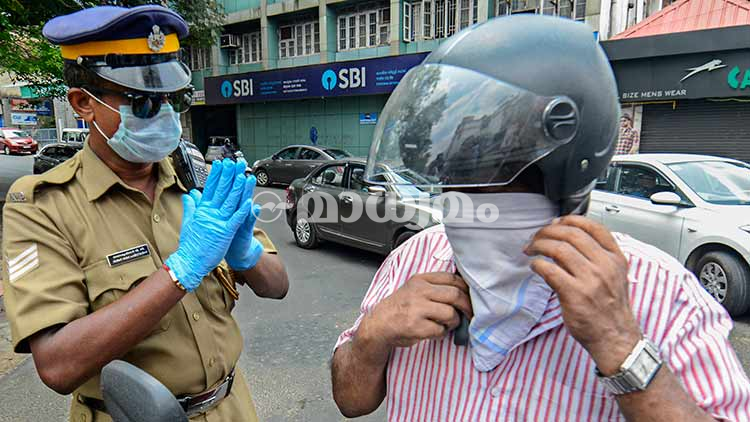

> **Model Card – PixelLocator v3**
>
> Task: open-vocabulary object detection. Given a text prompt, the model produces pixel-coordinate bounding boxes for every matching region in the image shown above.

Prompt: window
[226,32,261,65]
[411,3,423,41]
[313,165,346,187]
[495,0,585,20]
[184,46,212,70]
[339,17,347,50]
[349,166,368,191]
[423,1,432,38]
[616,166,676,200]
[406,0,473,42]
[279,22,319,58]
[277,147,299,160]
[338,6,391,50]
[404,2,412,41]
[43,147,60,158]
[299,148,322,160]
[324,148,352,159]
[314,22,320,53]
[369,12,377,45]
[380,9,390,44]
[595,164,618,192]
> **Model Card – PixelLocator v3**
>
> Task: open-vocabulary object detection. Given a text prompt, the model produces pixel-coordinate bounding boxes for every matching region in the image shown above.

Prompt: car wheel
[696,251,750,316]
[255,169,270,187]
[3,146,9,155]
[393,230,417,250]
[294,216,319,249]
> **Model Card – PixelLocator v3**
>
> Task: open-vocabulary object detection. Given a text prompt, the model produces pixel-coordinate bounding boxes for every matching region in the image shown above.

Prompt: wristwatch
[596,338,663,395]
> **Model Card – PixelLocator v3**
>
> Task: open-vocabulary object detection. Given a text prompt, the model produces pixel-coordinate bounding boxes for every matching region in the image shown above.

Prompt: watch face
[631,349,660,387]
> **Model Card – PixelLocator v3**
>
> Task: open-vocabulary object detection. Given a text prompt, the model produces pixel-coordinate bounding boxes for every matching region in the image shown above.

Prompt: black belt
[81,369,235,417]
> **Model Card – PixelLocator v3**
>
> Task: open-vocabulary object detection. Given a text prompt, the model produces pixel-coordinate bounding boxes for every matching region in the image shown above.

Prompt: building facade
[601,0,750,163]
[187,0,609,162]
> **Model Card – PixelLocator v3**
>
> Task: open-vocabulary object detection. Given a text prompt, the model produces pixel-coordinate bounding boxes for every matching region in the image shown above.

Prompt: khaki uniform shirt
[1,142,277,422]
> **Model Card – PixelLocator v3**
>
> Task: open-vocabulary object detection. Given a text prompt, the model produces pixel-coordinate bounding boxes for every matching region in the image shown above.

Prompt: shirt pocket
[82,258,171,334]
[201,266,237,315]
[535,367,620,421]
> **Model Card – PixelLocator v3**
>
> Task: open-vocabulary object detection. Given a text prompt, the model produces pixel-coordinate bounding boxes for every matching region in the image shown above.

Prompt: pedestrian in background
[331,16,750,421]
[616,113,641,155]
[1,5,288,421]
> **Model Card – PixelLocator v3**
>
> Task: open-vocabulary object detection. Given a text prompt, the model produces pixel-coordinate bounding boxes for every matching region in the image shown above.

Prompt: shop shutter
[640,99,750,163]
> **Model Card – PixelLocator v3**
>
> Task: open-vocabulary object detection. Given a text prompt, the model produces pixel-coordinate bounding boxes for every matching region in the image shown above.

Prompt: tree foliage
[0,0,224,97]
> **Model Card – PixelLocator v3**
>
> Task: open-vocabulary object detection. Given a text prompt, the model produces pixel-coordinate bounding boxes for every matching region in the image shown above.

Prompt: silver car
[251,145,352,187]
[589,154,750,316]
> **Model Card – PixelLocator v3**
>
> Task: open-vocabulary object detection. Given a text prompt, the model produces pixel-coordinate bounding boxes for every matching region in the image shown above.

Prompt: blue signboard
[205,53,429,105]
[35,100,53,116]
[359,113,378,125]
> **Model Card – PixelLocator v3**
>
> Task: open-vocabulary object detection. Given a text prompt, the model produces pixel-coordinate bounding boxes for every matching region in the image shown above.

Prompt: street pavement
[0,155,749,421]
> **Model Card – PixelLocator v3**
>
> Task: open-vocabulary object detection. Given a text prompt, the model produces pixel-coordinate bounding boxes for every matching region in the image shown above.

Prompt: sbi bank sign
[221,79,253,98]
[204,52,428,105]
[321,67,366,91]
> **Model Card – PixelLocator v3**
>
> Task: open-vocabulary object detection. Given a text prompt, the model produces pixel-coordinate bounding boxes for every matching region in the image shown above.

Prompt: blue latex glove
[165,159,253,291]
[225,174,264,271]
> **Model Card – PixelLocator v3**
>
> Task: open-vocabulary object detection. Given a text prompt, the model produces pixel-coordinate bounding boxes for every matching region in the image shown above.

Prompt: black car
[33,142,83,174]
[285,158,442,255]
[251,145,352,187]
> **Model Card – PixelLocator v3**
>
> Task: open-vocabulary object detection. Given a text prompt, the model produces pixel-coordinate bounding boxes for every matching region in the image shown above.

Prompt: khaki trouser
[69,370,258,422]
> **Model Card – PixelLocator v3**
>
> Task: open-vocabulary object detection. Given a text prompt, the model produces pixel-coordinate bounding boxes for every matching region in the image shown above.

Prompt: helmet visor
[365,64,578,188]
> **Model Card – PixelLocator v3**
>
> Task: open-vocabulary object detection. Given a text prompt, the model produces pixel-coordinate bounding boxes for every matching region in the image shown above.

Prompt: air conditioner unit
[220,34,241,48]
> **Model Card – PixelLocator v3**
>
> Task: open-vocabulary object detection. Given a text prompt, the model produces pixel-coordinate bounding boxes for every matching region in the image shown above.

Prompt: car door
[267,147,299,183]
[339,164,390,250]
[301,164,346,236]
[295,147,327,181]
[600,164,687,257]
[588,163,619,223]
[39,147,59,172]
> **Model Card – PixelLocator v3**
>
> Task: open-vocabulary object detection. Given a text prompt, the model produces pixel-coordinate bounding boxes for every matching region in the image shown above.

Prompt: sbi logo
[321,67,366,91]
[220,81,233,98]
[221,78,254,98]
[322,70,337,91]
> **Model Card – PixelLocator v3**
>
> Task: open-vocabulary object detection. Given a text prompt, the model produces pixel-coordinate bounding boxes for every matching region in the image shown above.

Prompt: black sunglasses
[87,86,193,119]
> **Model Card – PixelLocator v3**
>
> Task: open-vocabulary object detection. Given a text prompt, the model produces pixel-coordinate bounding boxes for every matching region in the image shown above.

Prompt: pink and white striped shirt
[334,225,750,421]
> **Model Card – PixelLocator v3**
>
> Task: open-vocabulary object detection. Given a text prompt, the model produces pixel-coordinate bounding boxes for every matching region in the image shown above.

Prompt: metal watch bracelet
[596,338,664,395]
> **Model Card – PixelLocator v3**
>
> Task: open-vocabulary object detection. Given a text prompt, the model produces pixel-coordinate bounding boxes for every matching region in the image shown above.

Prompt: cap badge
[147,25,166,52]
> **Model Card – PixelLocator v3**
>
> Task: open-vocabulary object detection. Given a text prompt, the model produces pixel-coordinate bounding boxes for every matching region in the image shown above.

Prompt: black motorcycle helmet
[365,15,620,214]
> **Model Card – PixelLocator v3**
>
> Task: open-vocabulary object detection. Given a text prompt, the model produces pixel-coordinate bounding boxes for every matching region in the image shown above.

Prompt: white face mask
[442,192,558,372]
[84,88,182,163]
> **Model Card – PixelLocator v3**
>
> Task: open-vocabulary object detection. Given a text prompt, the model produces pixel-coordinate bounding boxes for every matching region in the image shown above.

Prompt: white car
[589,154,750,316]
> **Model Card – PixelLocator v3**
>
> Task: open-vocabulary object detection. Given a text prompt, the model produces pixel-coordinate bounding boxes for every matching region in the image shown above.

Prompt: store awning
[613,0,750,39]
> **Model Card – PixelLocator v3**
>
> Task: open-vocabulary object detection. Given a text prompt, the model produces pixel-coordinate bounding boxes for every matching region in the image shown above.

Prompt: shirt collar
[81,140,183,201]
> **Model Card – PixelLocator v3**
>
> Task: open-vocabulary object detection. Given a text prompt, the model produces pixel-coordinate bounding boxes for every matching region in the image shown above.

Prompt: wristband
[163,263,187,292]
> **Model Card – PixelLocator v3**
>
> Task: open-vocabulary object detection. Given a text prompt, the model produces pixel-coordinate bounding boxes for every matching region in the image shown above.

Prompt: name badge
[107,244,151,267]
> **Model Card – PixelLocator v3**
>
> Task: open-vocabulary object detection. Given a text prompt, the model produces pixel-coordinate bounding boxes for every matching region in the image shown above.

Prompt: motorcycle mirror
[101,360,188,422]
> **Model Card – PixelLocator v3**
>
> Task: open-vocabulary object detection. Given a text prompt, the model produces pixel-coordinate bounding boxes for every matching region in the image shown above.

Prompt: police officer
[1,5,288,422]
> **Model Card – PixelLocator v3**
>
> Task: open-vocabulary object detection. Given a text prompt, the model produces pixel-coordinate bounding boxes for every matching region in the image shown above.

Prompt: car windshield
[668,160,750,205]
[386,168,438,198]
[4,130,29,138]
[324,149,351,159]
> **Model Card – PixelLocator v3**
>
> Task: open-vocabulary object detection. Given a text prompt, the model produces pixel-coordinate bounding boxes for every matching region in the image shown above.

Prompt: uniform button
[153,214,161,223]
[209,357,216,367]
[490,387,501,397]
[192,311,201,321]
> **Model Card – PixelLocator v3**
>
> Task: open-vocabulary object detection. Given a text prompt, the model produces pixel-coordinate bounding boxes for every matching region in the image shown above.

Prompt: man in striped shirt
[330,16,750,422]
